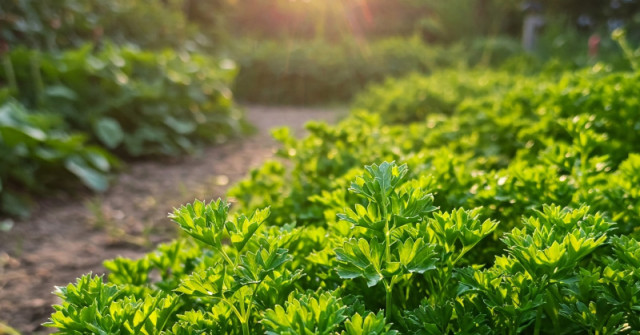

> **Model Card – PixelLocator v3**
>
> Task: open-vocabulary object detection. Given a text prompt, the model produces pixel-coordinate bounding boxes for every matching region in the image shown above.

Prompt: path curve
[0,106,340,334]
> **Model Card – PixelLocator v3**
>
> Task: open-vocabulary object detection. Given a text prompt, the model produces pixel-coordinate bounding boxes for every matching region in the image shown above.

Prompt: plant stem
[219,247,234,266]
[244,281,263,333]
[534,306,543,335]
[30,53,44,109]
[382,199,393,322]
[2,54,18,94]
[385,281,393,322]
[405,283,410,302]
[383,203,391,264]
[221,298,245,325]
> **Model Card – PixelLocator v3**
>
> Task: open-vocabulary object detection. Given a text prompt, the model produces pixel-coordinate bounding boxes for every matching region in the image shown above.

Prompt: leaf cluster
[0,97,116,217]
[0,43,248,217]
[48,65,640,334]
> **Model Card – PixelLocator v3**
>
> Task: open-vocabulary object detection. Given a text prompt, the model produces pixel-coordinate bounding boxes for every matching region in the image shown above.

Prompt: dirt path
[0,106,340,334]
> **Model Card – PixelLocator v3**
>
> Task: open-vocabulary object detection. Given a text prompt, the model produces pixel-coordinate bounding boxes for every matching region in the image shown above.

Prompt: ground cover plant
[351,69,527,123]
[46,64,640,333]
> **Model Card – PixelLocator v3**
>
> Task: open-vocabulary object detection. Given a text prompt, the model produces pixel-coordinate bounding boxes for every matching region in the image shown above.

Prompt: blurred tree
[542,0,639,29]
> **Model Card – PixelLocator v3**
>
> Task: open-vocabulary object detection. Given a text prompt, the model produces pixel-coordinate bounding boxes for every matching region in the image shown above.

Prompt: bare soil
[0,106,340,334]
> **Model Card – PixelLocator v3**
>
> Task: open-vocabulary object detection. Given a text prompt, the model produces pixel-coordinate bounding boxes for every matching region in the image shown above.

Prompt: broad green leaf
[85,151,111,172]
[65,156,109,192]
[44,85,78,100]
[164,116,197,135]
[94,117,124,149]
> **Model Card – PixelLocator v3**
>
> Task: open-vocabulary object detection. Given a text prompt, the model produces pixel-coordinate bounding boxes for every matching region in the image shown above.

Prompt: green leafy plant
[262,291,348,335]
[169,199,292,335]
[47,200,300,334]
[2,44,249,157]
[0,97,116,217]
[46,61,640,334]
[46,161,640,334]
[335,162,439,321]
[0,42,250,217]
[459,205,613,334]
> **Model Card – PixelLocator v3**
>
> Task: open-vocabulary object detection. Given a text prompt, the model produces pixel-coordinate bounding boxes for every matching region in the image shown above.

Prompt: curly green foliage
[262,291,348,335]
[342,311,397,335]
[47,200,300,335]
[49,65,640,334]
[233,68,640,243]
[333,162,497,324]
[50,161,640,334]
[457,205,616,334]
[352,70,523,123]
[47,275,182,334]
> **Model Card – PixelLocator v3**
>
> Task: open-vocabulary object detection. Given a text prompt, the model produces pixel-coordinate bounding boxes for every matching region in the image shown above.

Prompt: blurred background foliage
[0,0,196,50]
[3,0,640,52]
[1,0,640,216]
